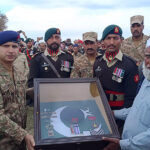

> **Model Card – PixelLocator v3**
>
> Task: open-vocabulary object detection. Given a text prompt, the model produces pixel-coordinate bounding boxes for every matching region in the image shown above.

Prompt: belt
[105,90,124,107]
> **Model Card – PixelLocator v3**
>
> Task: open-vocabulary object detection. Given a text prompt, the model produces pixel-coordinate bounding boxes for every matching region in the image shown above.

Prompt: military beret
[101,25,122,41]
[44,28,61,42]
[73,44,79,47]
[20,38,24,41]
[25,38,32,43]
[0,30,20,45]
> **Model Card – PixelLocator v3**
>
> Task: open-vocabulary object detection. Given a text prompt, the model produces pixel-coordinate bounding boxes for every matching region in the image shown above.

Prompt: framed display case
[34,78,119,150]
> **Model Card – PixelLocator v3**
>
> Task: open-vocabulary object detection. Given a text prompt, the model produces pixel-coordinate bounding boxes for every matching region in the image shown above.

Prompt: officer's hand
[25,134,35,150]
[102,137,120,150]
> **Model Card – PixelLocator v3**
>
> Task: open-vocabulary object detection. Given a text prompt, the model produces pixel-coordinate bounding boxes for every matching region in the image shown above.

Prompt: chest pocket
[0,82,15,107]
[0,82,14,96]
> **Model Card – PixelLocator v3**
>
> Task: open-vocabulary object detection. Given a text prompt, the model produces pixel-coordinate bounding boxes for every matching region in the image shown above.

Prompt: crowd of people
[0,14,150,150]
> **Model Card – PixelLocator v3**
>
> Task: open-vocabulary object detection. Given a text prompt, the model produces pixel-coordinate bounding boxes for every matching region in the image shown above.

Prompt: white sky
[0,0,150,42]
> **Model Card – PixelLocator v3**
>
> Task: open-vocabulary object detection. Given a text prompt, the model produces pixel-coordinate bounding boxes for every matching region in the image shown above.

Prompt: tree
[0,11,8,31]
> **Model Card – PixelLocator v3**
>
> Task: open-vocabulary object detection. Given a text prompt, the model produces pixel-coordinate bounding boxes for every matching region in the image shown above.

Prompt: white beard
[143,62,150,81]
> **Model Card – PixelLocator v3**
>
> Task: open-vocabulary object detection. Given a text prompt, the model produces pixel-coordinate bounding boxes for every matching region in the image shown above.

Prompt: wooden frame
[34,78,119,150]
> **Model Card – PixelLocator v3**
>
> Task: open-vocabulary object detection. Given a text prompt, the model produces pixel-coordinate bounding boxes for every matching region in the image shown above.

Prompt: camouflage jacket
[14,52,29,81]
[121,34,150,64]
[73,52,82,60]
[71,54,94,78]
[0,63,28,149]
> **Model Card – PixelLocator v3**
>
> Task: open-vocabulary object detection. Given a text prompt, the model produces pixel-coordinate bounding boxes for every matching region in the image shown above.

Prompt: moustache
[51,42,59,46]
[133,30,139,34]
[108,45,115,48]
[87,48,94,51]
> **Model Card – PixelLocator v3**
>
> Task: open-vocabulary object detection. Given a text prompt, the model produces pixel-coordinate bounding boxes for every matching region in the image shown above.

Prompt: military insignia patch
[134,74,139,83]
[95,66,101,72]
[114,27,119,34]
[56,28,60,34]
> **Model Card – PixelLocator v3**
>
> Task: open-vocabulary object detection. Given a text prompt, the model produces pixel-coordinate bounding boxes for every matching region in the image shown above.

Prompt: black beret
[44,28,61,42]
[0,30,20,45]
[101,24,122,41]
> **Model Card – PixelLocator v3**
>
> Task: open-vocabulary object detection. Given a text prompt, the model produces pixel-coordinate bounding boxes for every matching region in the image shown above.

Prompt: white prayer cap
[146,38,150,48]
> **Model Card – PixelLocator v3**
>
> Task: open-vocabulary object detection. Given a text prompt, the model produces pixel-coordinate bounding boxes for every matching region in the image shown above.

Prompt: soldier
[121,15,150,65]
[28,27,74,88]
[24,38,38,66]
[102,38,150,150]
[93,25,139,132]
[71,32,99,78]
[0,30,34,150]
[72,44,82,60]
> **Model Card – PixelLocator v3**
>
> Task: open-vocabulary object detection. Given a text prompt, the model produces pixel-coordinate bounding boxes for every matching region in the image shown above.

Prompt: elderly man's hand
[102,137,120,150]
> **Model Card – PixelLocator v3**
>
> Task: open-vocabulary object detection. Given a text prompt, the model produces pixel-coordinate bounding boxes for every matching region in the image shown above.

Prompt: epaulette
[96,54,103,60]
[123,54,138,66]
[31,51,42,58]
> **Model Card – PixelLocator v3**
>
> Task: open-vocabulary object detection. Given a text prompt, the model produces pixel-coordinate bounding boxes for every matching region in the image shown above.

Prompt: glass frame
[34,78,119,150]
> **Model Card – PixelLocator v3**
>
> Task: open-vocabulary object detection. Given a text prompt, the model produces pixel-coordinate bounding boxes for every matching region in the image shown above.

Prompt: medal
[112,75,116,81]
[61,60,71,72]
[112,67,125,83]
[63,67,70,72]
[118,78,122,83]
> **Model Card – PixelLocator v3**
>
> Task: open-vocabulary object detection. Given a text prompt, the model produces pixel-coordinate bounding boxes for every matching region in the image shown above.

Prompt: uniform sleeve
[114,108,131,120]
[120,128,150,150]
[70,59,81,78]
[93,60,97,77]
[23,54,29,78]
[0,93,28,144]
[123,63,138,108]
[28,56,40,87]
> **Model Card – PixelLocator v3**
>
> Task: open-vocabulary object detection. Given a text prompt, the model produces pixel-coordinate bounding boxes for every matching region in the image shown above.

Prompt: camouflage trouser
[0,138,26,150]
[26,106,34,135]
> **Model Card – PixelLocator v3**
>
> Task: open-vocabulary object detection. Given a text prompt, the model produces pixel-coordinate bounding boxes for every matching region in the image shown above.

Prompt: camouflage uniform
[121,35,150,64]
[73,52,82,61]
[14,52,29,81]
[71,54,95,78]
[0,63,28,150]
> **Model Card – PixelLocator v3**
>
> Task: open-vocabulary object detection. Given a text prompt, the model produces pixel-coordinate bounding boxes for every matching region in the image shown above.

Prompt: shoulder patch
[32,52,42,58]
[134,74,139,83]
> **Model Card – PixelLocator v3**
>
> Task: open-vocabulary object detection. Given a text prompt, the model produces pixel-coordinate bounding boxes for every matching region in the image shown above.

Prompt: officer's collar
[44,48,65,56]
[103,50,123,61]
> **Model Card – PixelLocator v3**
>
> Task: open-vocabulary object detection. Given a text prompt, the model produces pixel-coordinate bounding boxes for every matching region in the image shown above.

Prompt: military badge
[56,28,60,34]
[114,27,119,34]
[42,62,49,67]
[44,67,48,71]
[112,67,125,83]
[95,66,101,72]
